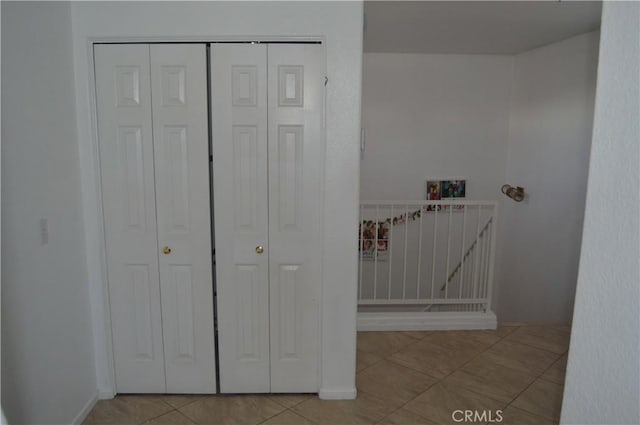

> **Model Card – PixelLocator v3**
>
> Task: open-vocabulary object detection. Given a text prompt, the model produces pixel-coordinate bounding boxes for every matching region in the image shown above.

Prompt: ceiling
[364,1,602,54]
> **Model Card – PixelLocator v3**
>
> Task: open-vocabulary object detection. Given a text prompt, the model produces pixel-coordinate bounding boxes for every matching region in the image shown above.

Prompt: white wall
[70,1,363,399]
[361,53,513,201]
[1,2,96,424]
[361,35,599,323]
[497,31,599,323]
[561,3,639,424]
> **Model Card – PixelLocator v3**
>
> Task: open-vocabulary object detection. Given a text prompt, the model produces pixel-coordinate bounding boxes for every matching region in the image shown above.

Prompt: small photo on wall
[441,179,466,198]
[441,179,466,210]
[426,180,442,200]
[426,180,442,211]
[359,220,389,261]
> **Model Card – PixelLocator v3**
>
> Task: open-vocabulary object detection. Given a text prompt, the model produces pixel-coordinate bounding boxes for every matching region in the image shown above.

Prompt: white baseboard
[319,388,357,400]
[72,393,98,425]
[98,389,115,400]
[357,311,497,331]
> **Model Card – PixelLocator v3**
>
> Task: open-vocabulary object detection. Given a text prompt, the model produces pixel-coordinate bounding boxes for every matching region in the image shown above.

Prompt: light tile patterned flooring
[84,324,570,425]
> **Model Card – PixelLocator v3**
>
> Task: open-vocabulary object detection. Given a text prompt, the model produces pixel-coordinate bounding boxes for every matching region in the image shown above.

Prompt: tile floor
[84,324,570,425]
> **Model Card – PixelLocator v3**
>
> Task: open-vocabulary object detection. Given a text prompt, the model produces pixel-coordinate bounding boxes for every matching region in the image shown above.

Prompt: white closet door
[95,44,166,392]
[267,44,323,392]
[150,44,216,393]
[211,44,271,392]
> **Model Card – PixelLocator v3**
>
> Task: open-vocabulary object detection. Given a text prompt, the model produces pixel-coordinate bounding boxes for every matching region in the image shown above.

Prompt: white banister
[358,200,498,315]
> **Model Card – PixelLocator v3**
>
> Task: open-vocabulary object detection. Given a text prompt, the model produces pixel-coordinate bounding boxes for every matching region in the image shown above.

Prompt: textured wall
[497,31,600,323]
[360,35,599,323]
[361,53,513,201]
[561,3,640,424]
[1,2,96,423]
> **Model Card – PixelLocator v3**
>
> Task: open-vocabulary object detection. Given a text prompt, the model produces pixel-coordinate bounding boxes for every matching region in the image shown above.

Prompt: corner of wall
[71,393,99,425]
[488,55,517,321]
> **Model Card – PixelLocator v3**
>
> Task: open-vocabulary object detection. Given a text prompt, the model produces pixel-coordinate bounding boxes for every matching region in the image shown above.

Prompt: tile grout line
[356,332,428,375]
[356,332,442,425]
[172,397,206,411]
[372,327,521,423]
[501,337,569,356]
[356,353,385,375]
[504,326,571,353]
[137,404,176,425]
[434,327,560,409]
[497,348,567,422]
[494,328,569,407]
[287,400,325,425]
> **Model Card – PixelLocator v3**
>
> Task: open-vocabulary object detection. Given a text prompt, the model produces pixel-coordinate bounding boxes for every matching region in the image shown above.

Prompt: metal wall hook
[502,184,526,202]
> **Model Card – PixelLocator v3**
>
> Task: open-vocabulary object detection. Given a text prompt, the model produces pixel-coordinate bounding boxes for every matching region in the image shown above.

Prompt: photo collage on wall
[426,178,466,210]
[359,220,389,261]
[358,178,467,261]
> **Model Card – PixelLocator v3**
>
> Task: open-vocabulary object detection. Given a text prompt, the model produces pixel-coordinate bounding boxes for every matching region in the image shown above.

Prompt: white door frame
[84,36,326,398]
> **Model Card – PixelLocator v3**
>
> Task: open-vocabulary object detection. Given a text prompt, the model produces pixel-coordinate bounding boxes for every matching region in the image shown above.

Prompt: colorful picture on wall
[441,179,466,198]
[426,180,442,211]
[425,178,466,210]
[441,179,466,209]
[426,180,441,200]
[359,220,389,261]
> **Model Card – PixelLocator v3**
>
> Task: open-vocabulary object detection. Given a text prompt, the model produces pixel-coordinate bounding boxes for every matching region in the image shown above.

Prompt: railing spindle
[402,205,409,300]
[464,247,472,312]
[416,205,424,299]
[479,220,487,302]
[359,204,364,300]
[373,205,379,300]
[387,205,394,300]
[445,204,453,299]
[459,205,467,300]
[472,206,481,301]
[482,219,491,303]
[431,205,438,299]
[486,215,497,312]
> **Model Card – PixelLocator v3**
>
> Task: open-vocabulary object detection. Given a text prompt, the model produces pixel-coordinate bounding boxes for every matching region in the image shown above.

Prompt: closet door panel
[267,44,324,392]
[211,44,271,393]
[150,44,216,393]
[95,44,166,393]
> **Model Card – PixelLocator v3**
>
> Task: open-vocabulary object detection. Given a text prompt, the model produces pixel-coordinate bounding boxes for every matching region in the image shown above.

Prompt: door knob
[162,246,172,255]
[255,246,264,254]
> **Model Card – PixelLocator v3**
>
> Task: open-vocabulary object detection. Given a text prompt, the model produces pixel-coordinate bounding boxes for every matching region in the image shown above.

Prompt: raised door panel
[267,44,324,392]
[94,44,166,393]
[150,44,216,393]
[233,125,260,232]
[211,44,271,393]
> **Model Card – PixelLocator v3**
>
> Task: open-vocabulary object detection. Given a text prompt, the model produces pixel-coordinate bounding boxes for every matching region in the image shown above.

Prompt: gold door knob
[255,246,264,254]
[162,246,171,255]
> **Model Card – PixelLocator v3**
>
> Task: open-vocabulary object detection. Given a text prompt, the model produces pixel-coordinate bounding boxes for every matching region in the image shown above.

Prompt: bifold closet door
[211,44,271,393]
[212,43,323,393]
[149,44,216,393]
[95,43,216,393]
[266,44,323,393]
[95,44,165,393]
